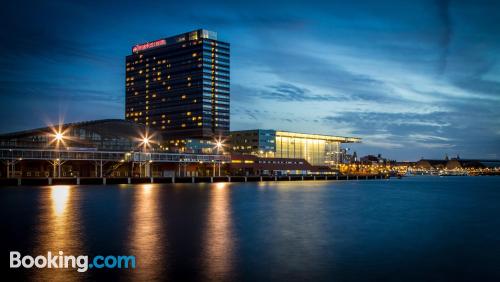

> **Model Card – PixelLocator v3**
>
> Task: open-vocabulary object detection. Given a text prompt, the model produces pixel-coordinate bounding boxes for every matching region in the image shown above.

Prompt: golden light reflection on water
[34,185,83,281]
[51,185,70,216]
[128,184,165,281]
[202,182,234,280]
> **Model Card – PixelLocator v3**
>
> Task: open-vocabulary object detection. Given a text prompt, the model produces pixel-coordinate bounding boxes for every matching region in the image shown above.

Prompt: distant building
[415,159,487,170]
[230,129,360,167]
[125,29,230,147]
[360,154,387,164]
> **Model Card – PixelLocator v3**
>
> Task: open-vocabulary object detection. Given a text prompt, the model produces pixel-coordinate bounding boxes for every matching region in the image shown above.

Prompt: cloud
[435,0,452,74]
[0,0,499,160]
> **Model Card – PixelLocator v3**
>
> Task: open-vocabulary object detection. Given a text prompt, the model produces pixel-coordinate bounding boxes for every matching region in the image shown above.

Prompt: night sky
[1,0,499,160]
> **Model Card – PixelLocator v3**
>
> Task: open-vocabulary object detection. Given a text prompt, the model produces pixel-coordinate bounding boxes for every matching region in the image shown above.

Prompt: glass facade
[275,135,326,166]
[231,130,360,166]
[275,133,340,166]
[125,29,230,141]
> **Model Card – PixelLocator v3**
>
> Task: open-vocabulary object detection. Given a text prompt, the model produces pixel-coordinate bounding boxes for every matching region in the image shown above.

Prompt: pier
[0,174,388,187]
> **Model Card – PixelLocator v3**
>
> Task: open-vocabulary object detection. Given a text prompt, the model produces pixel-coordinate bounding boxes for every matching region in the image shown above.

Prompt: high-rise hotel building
[125,29,230,147]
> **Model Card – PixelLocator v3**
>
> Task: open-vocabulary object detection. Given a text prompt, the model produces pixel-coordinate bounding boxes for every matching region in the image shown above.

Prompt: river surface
[2,176,500,281]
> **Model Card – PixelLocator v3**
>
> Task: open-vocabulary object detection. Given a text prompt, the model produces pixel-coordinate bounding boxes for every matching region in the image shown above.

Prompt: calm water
[2,176,500,281]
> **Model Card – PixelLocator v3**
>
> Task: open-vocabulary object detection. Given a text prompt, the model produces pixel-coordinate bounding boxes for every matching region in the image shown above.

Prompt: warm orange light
[213,136,226,153]
[136,130,156,151]
[47,123,71,149]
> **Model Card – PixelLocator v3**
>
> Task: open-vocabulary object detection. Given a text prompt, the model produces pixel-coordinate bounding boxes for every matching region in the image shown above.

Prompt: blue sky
[0,0,499,160]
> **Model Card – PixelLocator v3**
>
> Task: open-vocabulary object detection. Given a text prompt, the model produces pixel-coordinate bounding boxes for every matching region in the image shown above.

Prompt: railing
[0,148,230,163]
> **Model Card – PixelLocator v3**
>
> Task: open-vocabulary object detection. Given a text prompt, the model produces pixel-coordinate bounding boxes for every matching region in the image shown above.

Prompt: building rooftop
[131,29,220,54]
[0,119,150,139]
[231,129,361,143]
[276,131,361,143]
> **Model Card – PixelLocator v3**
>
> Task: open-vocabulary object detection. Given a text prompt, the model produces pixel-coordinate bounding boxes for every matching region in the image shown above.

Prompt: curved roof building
[0,119,162,151]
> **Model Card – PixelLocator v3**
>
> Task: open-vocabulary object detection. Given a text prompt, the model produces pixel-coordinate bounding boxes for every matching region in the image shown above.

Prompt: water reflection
[128,184,165,280]
[34,185,83,281]
[202,183,234,280]
[52,185,70,216]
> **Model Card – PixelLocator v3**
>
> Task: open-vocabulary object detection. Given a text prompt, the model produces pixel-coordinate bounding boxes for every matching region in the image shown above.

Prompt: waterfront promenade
[0,174,387,187]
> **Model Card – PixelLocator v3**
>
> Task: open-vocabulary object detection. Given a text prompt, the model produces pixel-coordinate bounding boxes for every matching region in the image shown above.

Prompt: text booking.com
[10,251,136,272]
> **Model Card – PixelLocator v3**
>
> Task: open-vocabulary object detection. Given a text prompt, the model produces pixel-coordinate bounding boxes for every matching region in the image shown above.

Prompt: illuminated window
[181,95,186,99]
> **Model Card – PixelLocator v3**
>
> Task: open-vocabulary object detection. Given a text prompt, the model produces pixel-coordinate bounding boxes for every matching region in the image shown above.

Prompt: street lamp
[213,137,226,177]
[136,131,156,177]
[50,130,67,178]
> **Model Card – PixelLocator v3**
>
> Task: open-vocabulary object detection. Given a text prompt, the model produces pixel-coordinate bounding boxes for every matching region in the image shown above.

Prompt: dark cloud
[0,0,499,159]
[435,0,452,74]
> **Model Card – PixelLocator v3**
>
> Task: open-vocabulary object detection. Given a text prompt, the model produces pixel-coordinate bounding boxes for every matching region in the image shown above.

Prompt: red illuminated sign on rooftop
[132,39,167,53]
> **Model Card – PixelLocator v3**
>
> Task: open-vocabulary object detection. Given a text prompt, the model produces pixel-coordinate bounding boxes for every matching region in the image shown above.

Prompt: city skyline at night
[1,0,499,160]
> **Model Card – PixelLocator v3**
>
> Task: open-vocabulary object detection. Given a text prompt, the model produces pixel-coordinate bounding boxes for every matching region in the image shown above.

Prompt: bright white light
[55,132,63,141]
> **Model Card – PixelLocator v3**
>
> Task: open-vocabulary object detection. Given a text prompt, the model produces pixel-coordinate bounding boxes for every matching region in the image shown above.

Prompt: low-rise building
[230,129,360,174]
